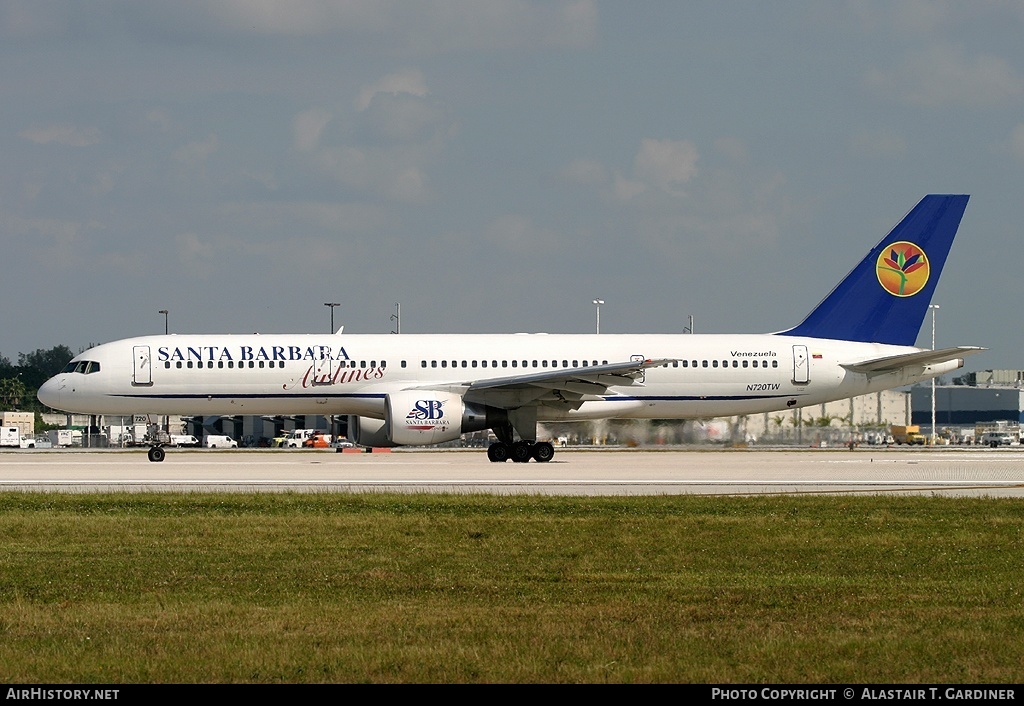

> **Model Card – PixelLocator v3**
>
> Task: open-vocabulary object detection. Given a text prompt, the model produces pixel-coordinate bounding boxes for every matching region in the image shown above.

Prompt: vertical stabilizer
[777,194,969,346]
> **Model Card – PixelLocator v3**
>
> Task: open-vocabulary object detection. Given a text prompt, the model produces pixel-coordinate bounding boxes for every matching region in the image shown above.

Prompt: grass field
[1,492,1022,683]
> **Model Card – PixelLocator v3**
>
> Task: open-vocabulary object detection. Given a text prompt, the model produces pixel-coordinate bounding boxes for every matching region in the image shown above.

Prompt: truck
[47,429,80,447]
[891,425,926,445]
[0,426,20,447]
[283,429,318,448]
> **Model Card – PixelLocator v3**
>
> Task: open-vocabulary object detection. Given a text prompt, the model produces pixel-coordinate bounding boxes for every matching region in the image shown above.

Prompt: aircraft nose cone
[37,377,61,409]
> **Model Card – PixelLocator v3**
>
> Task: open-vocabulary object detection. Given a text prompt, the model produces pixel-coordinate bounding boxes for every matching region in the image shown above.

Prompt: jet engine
[349,391,506,447]
[385,390,498,446]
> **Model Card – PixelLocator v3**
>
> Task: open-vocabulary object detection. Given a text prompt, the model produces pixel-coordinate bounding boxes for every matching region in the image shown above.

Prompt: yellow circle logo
[876,242,929,297]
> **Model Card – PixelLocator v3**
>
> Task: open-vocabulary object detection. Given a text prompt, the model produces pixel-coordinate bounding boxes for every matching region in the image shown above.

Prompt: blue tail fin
[777,194,969,346]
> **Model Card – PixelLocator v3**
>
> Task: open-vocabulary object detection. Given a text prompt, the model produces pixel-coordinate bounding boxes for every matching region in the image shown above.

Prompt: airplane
[38,194,983,463]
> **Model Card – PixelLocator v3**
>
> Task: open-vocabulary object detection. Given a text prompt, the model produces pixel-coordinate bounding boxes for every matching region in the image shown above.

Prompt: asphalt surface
[3,445,1024,496]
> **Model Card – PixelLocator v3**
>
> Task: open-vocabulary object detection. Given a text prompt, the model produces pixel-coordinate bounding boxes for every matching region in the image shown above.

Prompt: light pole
[159,310,168,335]
[929,304,939,444]
[391,302,401,334]
[593,299,604,334]
[324,302,340,333]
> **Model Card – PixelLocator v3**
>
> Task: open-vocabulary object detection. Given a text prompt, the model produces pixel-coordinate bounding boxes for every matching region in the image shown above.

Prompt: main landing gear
[487,440,555,463]
[147,445,166,462]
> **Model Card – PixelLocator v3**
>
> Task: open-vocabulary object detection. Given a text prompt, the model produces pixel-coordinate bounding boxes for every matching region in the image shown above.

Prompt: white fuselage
[38,332,960,421]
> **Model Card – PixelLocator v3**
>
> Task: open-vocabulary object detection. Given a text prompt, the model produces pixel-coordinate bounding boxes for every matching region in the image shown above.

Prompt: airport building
[911,370,1024,426]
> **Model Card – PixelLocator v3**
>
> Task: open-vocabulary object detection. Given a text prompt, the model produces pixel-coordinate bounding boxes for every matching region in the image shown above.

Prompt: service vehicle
[891,425,926,445]
[303,433,332,448]
[283,429,318,448]
[203,434,238,448]
[0,426,20,447]
[169,434,200,447]
[981,431,1016,448]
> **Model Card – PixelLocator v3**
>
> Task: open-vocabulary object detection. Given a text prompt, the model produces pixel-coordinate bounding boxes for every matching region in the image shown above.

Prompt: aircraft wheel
[511,440,534,463]
[148,446,166,463]
[487,442,510,463]
[532,441,555,463]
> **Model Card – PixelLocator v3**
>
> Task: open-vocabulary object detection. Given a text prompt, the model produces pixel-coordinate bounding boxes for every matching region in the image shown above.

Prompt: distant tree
[17,345,74,389]
[0,377,26,409]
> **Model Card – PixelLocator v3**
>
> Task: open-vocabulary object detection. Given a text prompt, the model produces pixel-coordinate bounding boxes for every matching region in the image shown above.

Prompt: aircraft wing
[840,346,985,374]
[408,358,676,409]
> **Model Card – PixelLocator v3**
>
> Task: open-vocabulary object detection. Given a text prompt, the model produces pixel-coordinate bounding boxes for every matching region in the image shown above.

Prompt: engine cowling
[384,390,501,446]
[347,415,396,448]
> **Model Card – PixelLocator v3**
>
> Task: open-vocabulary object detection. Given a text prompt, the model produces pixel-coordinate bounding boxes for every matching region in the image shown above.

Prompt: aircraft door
[792,345,809,385]
[133,345,152,386]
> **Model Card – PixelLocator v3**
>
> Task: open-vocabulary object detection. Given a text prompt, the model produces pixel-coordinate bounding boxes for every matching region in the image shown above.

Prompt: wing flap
[841,346,985,373]
[407,358,676,409]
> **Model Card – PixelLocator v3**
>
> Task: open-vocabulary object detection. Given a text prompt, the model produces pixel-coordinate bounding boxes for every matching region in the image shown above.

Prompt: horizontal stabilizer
[840,346,985,374]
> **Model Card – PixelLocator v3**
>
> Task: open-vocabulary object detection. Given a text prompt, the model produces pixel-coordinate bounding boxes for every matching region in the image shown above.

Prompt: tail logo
[876,241,929,297]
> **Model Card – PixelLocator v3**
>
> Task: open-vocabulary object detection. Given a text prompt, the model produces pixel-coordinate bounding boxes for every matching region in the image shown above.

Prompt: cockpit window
[62,360,100,374]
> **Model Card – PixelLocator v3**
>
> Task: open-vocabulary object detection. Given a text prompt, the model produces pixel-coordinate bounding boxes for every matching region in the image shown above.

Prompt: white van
[203,435,238,448]
[169,434,200,447]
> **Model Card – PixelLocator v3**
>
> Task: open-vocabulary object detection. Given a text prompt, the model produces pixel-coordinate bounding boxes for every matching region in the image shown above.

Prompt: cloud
[633,139,700,191]
[481,214,561,252]
[61,1,599,52]
[174,232,221,278]
[356,69,429,112]
[18,124,101,147]
[865,44,1024,107]
[172,134,220,168]
[610,139,699,200]
[293,108,333,152]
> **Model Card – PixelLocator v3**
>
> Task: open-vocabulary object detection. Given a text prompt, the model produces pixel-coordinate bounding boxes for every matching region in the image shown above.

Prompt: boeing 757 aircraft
[39,195,982,463]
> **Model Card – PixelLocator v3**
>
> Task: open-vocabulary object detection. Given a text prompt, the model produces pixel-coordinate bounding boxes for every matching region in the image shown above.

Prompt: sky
[1,1,1021,375]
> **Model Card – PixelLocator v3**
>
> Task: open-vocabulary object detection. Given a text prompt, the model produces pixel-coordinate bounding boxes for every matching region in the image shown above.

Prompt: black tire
[148,446,166,463]
[511,441,534,463]
[487,442,510,463]
[532,441,555,463]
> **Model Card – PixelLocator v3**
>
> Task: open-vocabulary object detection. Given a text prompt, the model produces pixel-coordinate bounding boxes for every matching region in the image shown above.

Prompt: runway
[4,446,1024,496]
